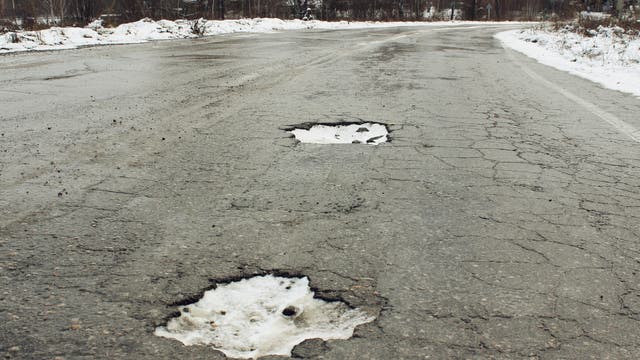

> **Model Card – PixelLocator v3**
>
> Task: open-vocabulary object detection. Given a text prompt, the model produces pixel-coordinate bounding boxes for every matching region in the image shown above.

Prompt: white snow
[424,7,463,20]
[579,11,611,20]
[290,123,389,145]
[496,26,640,97]
[154,275,374,359]
[1,18,523,54]
[0,18,198,53]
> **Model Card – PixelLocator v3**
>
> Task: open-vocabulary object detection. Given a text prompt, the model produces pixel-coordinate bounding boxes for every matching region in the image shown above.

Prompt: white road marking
[504,49,640,143]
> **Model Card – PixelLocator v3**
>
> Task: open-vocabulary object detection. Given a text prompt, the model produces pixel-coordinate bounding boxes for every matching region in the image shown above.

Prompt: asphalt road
[2,24,640,359]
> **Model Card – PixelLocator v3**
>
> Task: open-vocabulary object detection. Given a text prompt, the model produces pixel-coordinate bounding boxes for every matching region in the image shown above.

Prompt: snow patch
[154,275,374,359]
[579,11,611,21]
[290,123,389,145]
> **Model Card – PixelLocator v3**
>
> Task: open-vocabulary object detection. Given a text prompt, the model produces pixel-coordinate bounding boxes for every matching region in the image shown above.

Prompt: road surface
[2,24,640,359]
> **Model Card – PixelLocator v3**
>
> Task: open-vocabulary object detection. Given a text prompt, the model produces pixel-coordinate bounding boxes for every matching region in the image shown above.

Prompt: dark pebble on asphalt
[282,306,297,317]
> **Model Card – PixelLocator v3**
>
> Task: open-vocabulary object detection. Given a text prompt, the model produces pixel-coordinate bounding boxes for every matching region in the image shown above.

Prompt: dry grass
[551,16,640,37]
[0,19,19,33]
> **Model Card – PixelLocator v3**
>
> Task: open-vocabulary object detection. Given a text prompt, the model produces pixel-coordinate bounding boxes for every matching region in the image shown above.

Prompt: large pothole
[154,275,375,359]
[286,122,389,145]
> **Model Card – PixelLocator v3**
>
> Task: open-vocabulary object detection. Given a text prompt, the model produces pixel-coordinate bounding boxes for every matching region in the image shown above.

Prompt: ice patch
[154,275,374,359]
[290,123,389,145]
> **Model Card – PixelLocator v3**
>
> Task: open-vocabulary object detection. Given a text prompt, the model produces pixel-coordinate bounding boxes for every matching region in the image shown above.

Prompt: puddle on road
[155,275,374,359]
[288,122,389,145]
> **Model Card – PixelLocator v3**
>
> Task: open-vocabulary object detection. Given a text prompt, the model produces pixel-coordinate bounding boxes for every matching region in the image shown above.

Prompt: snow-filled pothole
[154,275,375,359]
[288,122,389,145]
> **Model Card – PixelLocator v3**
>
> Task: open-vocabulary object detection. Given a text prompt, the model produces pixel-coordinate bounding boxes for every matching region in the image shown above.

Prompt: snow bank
[496,26,640,97]
[155,275,374,359]
[1,17,521,54]
[0,18,197,53]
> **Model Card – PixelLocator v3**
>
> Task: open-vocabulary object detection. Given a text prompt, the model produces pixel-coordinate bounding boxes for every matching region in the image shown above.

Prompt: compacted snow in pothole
[154,275,374,359]
[289,122,388,145]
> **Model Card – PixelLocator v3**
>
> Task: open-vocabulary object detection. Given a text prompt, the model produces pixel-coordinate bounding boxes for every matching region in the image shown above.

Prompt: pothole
[287,122,389,145]
[154,274,375,359]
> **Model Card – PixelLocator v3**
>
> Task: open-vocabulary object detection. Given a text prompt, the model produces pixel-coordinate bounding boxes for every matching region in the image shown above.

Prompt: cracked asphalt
[2,24,640,359]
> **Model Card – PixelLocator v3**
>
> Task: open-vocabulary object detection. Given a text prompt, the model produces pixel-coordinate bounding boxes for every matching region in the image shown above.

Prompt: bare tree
[55,0,67,23]
[2,0,581,27]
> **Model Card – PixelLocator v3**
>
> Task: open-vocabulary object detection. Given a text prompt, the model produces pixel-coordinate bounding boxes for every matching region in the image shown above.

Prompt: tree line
[0,0,616,27]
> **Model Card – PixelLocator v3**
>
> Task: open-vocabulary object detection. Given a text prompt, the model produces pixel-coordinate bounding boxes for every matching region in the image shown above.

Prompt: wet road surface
[2,24,640,359]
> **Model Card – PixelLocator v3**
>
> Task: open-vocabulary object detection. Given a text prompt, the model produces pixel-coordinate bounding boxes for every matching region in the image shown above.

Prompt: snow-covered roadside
[495,26,640,97]
[0,17,518,54]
